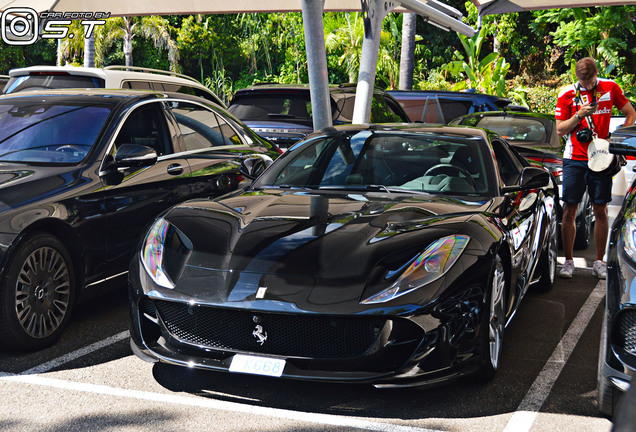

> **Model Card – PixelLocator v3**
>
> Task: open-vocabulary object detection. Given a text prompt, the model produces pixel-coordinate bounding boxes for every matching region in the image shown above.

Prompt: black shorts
[561,159,612,205]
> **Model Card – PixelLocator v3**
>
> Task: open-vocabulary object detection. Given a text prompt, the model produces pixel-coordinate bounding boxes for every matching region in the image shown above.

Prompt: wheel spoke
[489,261,505,370]
[13,245,71,340]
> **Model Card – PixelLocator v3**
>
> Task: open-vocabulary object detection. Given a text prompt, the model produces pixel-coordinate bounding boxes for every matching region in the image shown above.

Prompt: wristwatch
[574,113,583,120]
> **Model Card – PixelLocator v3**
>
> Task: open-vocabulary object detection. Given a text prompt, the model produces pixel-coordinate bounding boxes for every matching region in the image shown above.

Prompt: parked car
[0,75,8,94]
[388,89,528,124]
[3,65,226,107]
[228,83,410,149]
[0,89,279,351]
[598,124,636,416]
[130,123,557,387]
[449,110,593,249]
[609,116,636,200]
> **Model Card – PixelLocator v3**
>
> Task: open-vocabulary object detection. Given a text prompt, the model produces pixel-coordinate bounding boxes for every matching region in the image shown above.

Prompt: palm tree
[324,13,365,83]
[399,13,416,89]
[98,16,180,71]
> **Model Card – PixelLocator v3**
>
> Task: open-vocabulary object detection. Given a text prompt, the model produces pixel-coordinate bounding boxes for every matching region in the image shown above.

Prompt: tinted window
[0,102,111,163]
[115,104,169,156]
[370,96,406,123]
[168,101,241,150]
[491,139,523,185]
[124,81,152,90]
[258,131,493,195]
[465,116,549,143]
[5,75,104,93]
[229,93,312,122]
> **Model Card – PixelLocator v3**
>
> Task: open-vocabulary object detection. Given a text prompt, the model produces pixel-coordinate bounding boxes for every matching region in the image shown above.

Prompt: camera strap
[575,82,598,136]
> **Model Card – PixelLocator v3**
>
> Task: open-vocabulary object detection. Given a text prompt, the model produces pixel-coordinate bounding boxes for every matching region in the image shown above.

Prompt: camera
[576,127,594,143]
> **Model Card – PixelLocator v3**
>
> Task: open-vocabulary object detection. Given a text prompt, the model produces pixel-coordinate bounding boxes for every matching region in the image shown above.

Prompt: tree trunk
[399,13,416,90]
[124,36,133,67]
[84,34,95,67]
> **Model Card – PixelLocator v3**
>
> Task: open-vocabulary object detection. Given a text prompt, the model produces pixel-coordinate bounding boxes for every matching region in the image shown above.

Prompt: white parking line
[21,330,130,375]
[0,375,441,432]
[1,330,443,432]
[502,280,606,432]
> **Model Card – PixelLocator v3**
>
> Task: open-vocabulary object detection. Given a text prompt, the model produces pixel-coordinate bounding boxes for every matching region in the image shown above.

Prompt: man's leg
[561,203,579,261]
[593,203,609,261]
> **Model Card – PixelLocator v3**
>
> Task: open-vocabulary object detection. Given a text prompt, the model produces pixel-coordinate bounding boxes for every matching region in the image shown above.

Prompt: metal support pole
[352,0,396,124]
[301,0,333,131]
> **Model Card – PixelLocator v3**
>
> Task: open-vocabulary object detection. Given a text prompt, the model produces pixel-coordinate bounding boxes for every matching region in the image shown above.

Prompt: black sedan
[129,124,557,387]
[598,125,636,416]
[450,110,594,249]
[0,89,279,351]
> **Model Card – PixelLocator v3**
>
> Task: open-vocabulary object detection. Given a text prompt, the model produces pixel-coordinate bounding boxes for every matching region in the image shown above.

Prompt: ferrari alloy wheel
[536,216,558,292]
[0,233,75,351]
[476,254,506,381]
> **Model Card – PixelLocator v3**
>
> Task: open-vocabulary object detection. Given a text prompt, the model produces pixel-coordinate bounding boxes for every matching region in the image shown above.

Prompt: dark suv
[228,84,410,149]
[388,89,528,123]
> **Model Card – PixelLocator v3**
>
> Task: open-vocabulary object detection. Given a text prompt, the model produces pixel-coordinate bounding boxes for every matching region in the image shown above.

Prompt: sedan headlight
[623,213,636,262]
[141,217,192,289]
[361,235,470,304]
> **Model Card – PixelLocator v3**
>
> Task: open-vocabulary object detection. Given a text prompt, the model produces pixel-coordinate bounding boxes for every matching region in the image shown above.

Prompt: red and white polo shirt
[555,77,629,160]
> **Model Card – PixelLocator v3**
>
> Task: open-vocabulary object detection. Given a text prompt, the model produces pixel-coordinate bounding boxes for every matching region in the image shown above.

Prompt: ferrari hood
[156,189,494,304]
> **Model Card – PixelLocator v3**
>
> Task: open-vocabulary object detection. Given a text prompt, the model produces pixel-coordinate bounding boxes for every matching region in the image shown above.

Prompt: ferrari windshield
[0,101,111,164]
[255,130,495,196]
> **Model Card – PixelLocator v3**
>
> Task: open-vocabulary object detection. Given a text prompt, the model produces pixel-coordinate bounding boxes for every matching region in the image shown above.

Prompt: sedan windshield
[0,101,111,164]
[256,130,495,196]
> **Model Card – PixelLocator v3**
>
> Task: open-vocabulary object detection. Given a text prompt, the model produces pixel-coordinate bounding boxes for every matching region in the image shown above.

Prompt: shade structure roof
[472,0,636,15]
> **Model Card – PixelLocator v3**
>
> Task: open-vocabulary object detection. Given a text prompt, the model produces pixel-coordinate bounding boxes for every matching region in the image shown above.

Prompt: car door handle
[167,164,184,175]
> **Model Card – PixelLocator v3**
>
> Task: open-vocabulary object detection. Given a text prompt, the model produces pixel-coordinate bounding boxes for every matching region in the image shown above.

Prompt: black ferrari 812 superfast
[129,123,557,387]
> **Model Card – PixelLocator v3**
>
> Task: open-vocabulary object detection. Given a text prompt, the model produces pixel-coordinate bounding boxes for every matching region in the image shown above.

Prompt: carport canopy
[2,0,635,130]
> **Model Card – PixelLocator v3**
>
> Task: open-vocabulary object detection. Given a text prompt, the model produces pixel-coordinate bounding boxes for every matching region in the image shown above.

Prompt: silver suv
[3,65,225,107]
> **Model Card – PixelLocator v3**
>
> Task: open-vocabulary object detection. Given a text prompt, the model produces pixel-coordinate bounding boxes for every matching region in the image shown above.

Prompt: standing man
[556,57,635,279]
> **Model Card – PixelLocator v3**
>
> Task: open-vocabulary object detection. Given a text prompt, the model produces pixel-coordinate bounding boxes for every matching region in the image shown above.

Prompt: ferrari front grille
[617,310,636,356]
[153,300,387,359]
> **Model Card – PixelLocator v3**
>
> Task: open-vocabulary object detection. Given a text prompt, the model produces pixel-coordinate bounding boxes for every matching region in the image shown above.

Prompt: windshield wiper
[264,184,314,190]
[318,184,434,195]
[267,113,306,120]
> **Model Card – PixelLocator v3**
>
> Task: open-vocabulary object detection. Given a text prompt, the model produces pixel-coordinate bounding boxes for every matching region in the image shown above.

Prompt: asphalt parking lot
[0,232,614,432]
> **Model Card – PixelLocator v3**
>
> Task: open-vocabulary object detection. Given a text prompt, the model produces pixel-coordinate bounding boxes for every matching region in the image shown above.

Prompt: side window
[192,87,225,107]
[370,95,403,123]
[122,81,152,90]
[167,101,242,151]
[491,139,523,186]
[115,104,169,156]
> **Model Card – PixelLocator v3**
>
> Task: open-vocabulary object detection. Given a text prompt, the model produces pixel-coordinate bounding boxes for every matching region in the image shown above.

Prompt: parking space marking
[502,280,605,432]
[21,330,130,375]
[0,374,442,432]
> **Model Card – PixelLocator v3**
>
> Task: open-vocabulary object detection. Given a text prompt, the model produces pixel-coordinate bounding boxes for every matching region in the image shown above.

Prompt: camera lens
[576,127,593,143]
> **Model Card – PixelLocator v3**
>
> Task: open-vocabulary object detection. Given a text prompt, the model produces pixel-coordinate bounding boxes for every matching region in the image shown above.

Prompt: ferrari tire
[598,314,619,417]
[0,233,76,351]
[476,254,506,381]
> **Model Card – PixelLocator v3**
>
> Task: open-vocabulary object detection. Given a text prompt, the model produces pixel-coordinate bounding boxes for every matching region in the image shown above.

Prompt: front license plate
[229,354,286,377]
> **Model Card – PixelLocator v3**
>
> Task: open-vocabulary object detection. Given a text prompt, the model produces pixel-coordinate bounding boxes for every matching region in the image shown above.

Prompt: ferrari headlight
[361,235,470,304]
[140,217,192,289]
[623,213,636,262]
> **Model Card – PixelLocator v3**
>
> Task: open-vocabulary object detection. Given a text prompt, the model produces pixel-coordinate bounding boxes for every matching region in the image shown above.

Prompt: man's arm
[556,101,597,136]
[620,101,636,127]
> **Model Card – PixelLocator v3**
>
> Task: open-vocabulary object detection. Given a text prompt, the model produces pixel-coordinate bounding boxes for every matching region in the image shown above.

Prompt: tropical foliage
[3,3,636,112]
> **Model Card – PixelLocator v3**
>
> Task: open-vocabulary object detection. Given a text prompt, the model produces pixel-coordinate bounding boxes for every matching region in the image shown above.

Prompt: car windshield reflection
[255,131,495,196]
[0,102,111,164]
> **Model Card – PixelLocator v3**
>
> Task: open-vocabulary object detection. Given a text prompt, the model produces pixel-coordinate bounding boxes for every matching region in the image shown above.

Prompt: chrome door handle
[167,164,184,175]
